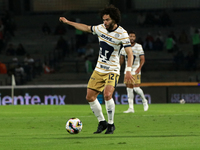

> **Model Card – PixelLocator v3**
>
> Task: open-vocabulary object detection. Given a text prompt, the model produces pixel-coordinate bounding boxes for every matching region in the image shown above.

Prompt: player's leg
[86,88,105,120]
[124,83,135,113]
[104,73,119,134]
[133,85,149,111]
[133,74,149,111]
[104,84,115,134]
[123,75,135,113]
[86,88,108,134]
[86,71,108,134]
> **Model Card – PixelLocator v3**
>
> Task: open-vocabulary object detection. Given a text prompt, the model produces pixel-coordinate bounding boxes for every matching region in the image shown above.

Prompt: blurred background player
[59,5,134,134]
[120,31,149,113]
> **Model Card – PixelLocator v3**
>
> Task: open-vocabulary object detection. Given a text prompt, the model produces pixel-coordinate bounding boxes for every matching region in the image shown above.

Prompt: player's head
[128,31,136,44]
[100,5,121,31]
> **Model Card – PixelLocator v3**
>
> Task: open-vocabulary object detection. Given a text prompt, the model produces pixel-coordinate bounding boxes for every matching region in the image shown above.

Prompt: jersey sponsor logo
[100,65,110,70]
[100,34,115,43]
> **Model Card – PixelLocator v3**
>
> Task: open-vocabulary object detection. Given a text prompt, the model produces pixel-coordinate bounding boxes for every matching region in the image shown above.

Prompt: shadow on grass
[54,134,199,139]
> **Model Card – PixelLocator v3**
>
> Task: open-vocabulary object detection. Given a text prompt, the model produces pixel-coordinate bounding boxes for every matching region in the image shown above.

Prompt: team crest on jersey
[115,33,120,38]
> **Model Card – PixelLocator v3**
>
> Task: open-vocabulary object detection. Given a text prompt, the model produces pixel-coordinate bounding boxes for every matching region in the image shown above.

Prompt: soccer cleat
[93,120,108,134]
[105,123,115,134]
[123,108,135,113]
[143,100,149,111]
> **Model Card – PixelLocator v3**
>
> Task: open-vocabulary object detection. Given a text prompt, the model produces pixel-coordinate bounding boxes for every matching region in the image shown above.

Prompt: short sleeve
[138,44,144,55]
[121,32,131,48]
[91,25,99,35]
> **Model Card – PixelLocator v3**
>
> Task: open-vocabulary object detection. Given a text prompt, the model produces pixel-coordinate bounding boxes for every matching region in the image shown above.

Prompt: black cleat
[93,120,108,134]
[105,123,115,134]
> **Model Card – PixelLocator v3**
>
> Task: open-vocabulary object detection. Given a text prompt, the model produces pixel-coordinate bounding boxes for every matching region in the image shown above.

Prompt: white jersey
[120,43,144,75]
[91,24,131,75]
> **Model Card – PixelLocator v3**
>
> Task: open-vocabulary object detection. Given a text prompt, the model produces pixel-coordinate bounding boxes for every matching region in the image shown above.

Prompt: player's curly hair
[100,4,121,24]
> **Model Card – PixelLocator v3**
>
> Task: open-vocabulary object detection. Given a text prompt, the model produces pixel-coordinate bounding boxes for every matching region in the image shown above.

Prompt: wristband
[126,67,131,72]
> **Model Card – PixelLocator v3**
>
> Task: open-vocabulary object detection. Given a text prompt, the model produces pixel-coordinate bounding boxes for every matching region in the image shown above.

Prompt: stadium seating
[0,10,200,85]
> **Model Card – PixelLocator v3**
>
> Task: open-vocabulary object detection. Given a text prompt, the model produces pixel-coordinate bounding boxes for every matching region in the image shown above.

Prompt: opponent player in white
[59,5,134,134]
[120,31,149,113]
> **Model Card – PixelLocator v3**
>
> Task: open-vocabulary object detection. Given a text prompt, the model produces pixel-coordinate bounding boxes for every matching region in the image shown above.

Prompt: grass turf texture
[0,104,200,150]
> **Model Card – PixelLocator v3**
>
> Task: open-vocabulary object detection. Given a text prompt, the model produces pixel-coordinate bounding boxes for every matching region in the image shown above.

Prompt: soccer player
[120,31,149,113]
[59,5,134,134]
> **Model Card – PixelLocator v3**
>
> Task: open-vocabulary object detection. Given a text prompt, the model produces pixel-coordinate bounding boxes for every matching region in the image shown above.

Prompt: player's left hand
[135,67,141,74]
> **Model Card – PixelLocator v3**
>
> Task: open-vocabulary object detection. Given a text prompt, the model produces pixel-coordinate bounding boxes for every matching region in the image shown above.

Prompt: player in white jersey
[120,31,149,113]
[59,5,134,134]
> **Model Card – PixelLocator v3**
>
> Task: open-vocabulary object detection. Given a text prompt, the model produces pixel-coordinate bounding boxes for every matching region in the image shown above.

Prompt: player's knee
[104,92,112,100]
[85,95,91,102]
[86,95,95,102]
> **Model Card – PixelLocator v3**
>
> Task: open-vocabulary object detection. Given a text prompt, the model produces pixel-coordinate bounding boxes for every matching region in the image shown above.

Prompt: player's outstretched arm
[59,17,92,33]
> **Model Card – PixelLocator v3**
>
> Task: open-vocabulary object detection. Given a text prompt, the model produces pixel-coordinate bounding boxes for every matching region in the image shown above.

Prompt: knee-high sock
[89,99,105,122]
[105,98,115,124]
[134,87,146,103]
[127,87,134,109]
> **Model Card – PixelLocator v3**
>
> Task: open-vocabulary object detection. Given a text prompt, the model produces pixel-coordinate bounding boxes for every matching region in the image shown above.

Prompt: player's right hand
[59,17,68,23]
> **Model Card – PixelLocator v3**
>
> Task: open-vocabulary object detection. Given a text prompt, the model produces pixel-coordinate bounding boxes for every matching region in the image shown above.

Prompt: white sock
[127,87,134,109]
[134,87,146,103]
[89,99,105,122]
[105,98,115,124]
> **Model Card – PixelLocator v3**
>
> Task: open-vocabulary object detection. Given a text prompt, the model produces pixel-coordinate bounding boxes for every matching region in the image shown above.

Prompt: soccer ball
[66,118,83,134]
[179,99,185,104]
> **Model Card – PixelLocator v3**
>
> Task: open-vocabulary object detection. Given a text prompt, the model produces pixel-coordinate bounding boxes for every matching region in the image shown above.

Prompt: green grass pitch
[0,104,200,150]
